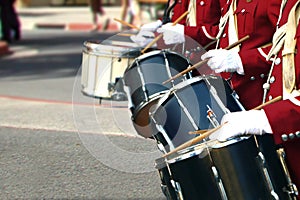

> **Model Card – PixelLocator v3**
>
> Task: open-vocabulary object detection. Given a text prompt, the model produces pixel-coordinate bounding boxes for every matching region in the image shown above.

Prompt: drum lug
[283,185,299,200]
[160,183,172,200]
[211,166,228,200]
[256,152,280,200]
[206,105,220,128]
[231,91,246,111]
[277,148,299,200]
[170,180,184,200]
[107,82,114,92]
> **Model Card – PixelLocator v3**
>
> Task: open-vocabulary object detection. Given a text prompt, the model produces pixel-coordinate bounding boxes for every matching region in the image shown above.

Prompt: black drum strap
[162,0,178,24]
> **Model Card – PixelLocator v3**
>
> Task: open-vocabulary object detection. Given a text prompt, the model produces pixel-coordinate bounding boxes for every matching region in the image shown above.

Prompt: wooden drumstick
[189,129,208,134]
[165,95,282,157]
[162,35,250,85]
[141,34,163,54]
[113,18,140,30]
[171,10,190,25]
[162,122,227,158]
[117,33,136,37]
[141,11,189,54]
[189,95,282,135]
[252,95,282,110]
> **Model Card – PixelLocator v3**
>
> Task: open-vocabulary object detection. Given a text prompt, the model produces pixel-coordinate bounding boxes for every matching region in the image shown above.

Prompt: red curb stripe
[0,94,127,109]
[34,22,119,31]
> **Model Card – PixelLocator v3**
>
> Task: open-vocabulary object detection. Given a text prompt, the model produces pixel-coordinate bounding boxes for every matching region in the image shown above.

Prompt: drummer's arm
[238,46,273,77]
[263,98,300,145]
[185,24,219,49]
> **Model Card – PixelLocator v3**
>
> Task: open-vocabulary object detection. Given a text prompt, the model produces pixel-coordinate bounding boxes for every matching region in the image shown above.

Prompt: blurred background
[0,0,169,199]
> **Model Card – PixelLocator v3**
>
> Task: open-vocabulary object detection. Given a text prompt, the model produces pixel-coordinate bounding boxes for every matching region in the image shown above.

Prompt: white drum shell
[81,40,140,98]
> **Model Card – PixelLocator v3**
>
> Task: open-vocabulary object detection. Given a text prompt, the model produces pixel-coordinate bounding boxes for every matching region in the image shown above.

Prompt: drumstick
[172,10,190,25]
[113,18,140,30]
[141,11,189,54]
[141,34,163,54]
[165,95,282,157]
[117,33,135,37]
[189,129,208,134]
[162,122,227,158]
[162,35,250,85]
[252,95,282,110]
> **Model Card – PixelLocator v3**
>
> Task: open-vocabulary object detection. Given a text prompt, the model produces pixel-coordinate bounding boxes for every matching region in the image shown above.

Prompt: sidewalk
[17,6,123,32]
[0,6,124,56]
[16,5,155,32]
[0,5,156,56]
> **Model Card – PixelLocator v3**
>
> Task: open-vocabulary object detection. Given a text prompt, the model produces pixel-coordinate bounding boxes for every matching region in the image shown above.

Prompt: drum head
[83,40,141,58]
[151,75,243,148]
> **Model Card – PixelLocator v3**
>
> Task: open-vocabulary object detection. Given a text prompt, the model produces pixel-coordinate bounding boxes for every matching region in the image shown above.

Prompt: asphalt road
[0,29,165,199]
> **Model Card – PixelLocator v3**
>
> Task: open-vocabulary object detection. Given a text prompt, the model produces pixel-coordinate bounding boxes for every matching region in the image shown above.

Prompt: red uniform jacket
[221,0,281,110]
[171,0,226,49]
[197,0,281,109]
[164,0,226,70]
[263,0,300,194]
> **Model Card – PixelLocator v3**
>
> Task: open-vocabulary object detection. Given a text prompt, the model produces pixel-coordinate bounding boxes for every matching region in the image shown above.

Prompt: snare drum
[123,50,193,138]
[163,135,290,200]
[161,139,224,200]
[150,75,243,151]
[81,40,141,99]
[154,157,178,200]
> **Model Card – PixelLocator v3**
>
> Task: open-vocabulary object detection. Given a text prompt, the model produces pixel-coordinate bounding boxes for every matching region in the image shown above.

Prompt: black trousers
[0,0,20,42]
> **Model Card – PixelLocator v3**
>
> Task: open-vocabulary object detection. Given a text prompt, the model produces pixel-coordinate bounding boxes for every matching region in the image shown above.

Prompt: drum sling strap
[216,0,240,53]
[279,3,300,198]
[265,3,300,198]
[186,0,197,26]
[282,1,300,100]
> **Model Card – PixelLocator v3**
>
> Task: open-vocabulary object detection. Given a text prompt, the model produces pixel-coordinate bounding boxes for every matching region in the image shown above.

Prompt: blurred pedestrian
[89,0,110,31]
[120,0,142,30]
[0,0,21,43]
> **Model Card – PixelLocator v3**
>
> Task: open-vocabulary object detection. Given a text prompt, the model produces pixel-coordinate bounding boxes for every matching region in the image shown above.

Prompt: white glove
[201,49,244,74]
[130,30,155,47]
[140,20,162,32]
[209,110,273,142]
[157,23,185,45]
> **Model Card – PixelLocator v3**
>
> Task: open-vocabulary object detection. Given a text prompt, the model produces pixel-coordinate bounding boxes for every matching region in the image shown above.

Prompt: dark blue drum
[123,50,193,138]
[150,75,243,151]
[157,135,290,200]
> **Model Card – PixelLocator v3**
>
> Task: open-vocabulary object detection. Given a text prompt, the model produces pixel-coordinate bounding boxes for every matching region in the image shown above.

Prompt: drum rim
[166,140,217,164]
[150,75,221,116]
[210,136,251,149]
[134,49,189,60]
[125,49,192,72]
[83,40,141,57]
[166,136,250,164]
[131,91,168,121]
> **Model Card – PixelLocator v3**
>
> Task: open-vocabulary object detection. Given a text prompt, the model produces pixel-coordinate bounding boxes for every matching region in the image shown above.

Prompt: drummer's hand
[157,23,185,45]
[130,30,155,47]
[140,20,162,32]
[201,49,244,74]
[209,110,273,142]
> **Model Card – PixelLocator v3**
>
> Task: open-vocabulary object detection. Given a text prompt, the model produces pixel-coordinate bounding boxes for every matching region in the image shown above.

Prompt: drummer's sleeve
[238,47,273,78]
[171,0,189,24]
[184,24,219,49]
[263,98,300,145]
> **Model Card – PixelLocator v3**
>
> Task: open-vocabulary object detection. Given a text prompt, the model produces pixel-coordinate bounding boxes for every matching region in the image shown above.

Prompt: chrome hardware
[277,148,299,200]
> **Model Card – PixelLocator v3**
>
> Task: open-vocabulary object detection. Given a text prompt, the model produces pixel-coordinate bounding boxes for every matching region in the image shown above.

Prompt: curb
[34,22,120,32]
